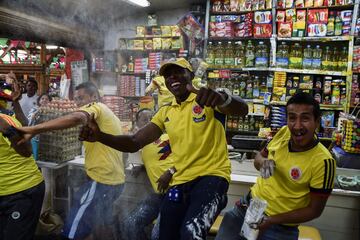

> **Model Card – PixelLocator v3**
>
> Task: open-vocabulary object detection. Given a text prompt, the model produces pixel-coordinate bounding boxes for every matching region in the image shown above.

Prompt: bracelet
[3,126,18,139]
[168,167,176,175]
[218,92,232,108]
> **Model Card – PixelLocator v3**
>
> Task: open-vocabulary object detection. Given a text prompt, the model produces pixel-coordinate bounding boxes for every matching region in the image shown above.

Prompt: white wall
[104,8,189,50]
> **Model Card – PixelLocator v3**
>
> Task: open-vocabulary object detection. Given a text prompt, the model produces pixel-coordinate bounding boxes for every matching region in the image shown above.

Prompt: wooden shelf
[211,9,272,15]
[0,64,44,74]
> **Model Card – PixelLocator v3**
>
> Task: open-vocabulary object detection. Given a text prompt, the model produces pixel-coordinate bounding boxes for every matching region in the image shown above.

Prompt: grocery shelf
[226,129,260,136]
[319,104,345,110]
[277,36,352,42]
[207,67,271,71]
[276,4,354,10]
[244,99,265,104]
[270,67,349,76]
[210,9,272,15]
[247,113,265,117]
[208,37,271,41]
[119,72,146,75]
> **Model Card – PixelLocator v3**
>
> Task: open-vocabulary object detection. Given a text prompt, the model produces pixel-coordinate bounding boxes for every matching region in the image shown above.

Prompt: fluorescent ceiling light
[126,0,150,7]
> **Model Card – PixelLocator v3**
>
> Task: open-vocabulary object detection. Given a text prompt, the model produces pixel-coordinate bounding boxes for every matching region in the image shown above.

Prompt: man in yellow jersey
[121,108,173,240]
[215,92,336,240]
[78,58,248,240]
[0,113,45,240]
[145,76,174,108]
[17,82,124,240]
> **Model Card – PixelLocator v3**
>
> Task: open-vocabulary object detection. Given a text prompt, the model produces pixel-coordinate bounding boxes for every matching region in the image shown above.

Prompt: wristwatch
[216,87,232,108]
[168,167,176,175]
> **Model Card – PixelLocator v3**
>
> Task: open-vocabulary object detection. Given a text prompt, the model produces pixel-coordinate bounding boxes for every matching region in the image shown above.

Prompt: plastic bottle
[276,42,289,68]
[224,41,235,68]
[246,77,253,99]
[253,76,260,98]
[338,47,348,72]
[205,41,215,67]
[312,45,322,70]
[331,47,339,71]
[214,42,224,68]
[245,41,255,67]
[255,41,269,68]
[302,45,313,69]
[322,46,332,70]
[327,11,335,36]
[334,12,342,36]
[234,41,245,68]
[289,43,303,69]
[232,78,240,96]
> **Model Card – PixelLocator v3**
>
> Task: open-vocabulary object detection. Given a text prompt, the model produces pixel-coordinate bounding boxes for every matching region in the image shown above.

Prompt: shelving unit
[204,0,360,138]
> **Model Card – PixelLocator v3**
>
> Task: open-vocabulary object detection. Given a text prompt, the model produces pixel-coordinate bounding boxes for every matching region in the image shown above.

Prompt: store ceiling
[0,0,205,48]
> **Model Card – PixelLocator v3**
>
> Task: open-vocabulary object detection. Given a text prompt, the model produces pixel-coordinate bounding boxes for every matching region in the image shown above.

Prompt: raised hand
[260,159,276,179]
[78,113,100,142]
[186,84,225,108]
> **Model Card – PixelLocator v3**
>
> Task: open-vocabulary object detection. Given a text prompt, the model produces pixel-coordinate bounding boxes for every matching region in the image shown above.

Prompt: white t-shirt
[19,94,38,117]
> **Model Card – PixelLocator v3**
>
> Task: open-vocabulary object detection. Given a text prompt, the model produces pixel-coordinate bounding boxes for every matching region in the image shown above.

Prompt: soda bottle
[303,45,312,69]
[289,43,303,69]
[255,41,269,68]
[322,46,332,70]
[276,42,289,68]
[245,41,255,67]
[214,42,224,68]
[205,41,215,67]
[234,41,245,68]
[224,41,235,68]
[312,45,322,70]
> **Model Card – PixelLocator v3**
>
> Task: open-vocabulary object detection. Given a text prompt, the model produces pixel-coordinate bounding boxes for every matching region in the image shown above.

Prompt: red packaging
[253,24,272,37]
[308,9,328,23]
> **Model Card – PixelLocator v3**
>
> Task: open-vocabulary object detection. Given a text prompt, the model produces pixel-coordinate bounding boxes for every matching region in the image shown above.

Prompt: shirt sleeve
[310,158,336,194]
[79,103,101,120]
[150,106,168,132]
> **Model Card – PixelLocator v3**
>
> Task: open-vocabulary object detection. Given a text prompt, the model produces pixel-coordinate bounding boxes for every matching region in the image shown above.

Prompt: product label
[302,58,312,68]
[214,58,224,66]
[276,58,289,67]
[312,59,321,68]
[224,58,235,66]
[255,57,268,67]
[289,57,302,67]
[205,58,214,65]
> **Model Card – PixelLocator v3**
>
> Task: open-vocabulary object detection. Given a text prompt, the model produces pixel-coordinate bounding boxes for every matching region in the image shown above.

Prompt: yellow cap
[159,58,193,76]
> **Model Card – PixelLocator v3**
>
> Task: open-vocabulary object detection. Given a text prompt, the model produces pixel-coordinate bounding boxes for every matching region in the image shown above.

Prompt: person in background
[145,75,174,108]
[215,92,336,240]
[27,93,52,126]
[78,58,248,240]
[19,79,39,117]
[121,108,174,240]
[0,72,28,126]
[0,113,45,240]
[17,82,124,240]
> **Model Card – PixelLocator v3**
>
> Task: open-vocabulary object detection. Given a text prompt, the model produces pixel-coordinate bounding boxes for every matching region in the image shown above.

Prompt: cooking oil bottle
[205,41,215,67]
[214,42,224,68]
[224,41,235,68]
[289,43,302,69]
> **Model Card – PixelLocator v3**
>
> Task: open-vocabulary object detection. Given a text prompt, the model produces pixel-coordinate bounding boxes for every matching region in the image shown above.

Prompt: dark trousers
[0,182,45,240]
[159,176,229,240]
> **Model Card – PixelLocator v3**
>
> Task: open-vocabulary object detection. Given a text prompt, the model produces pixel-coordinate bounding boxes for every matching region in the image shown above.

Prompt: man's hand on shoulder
[78,113,100,142]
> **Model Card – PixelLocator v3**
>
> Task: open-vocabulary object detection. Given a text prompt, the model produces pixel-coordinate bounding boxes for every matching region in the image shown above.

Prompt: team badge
[289,167,302,180]
[192,104,203,116]
[11,211,21,220]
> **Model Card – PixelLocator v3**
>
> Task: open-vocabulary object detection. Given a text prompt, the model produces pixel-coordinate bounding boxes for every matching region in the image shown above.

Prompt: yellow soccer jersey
[251,126,336,218]
[0,114,43,196]
[146,76,174,107]
[151,93,231,186]
[141,134,173,192]
[80,102,125,185]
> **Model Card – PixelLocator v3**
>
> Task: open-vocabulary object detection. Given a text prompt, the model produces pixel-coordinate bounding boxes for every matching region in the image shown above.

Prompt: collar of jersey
[171,93,197,106]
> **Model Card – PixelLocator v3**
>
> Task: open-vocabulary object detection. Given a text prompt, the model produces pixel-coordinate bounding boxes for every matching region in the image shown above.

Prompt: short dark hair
[75,82,99,99]
[27,79,38,89]
[37,93,52,106]
[286,92,320,120]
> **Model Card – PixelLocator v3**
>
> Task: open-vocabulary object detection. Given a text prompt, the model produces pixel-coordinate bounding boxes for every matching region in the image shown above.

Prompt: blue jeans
[215,204,299,240]
[120,193,163,240]
[159,176,229,240]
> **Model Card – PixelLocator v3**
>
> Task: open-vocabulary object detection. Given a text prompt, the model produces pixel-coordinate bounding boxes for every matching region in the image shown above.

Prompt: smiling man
[216,92,336,240]
[78,58,248,240]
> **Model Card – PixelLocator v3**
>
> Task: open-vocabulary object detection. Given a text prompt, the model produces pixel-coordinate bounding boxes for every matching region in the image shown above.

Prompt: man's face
[287,103,319,151]
[26,81,37,97]
[163,66,191,98]
[39,95,50,106]
[74,89,95,107]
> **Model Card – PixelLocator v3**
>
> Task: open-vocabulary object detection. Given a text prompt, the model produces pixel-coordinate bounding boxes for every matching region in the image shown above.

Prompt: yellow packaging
[136,26,145,37]
[144,39,153,50]
[152,27,162,36]
[248,102,254,113]
[162,38,172,49]
[153,38,162,50]
[305,0,313,7]
[161,26,172,37]
[171,37,183,49]
[133,40,144,50]
[171,25,181,37]
[253,103,265,114]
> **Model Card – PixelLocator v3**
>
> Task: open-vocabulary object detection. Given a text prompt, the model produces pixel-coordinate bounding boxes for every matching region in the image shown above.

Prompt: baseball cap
[159,58,193,76]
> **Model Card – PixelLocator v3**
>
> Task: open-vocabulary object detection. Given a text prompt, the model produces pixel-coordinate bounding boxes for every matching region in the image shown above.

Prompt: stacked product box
[118,75,136,96]
[102,96,124,119]
[134,58,148,73]
[149,52,162,70]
